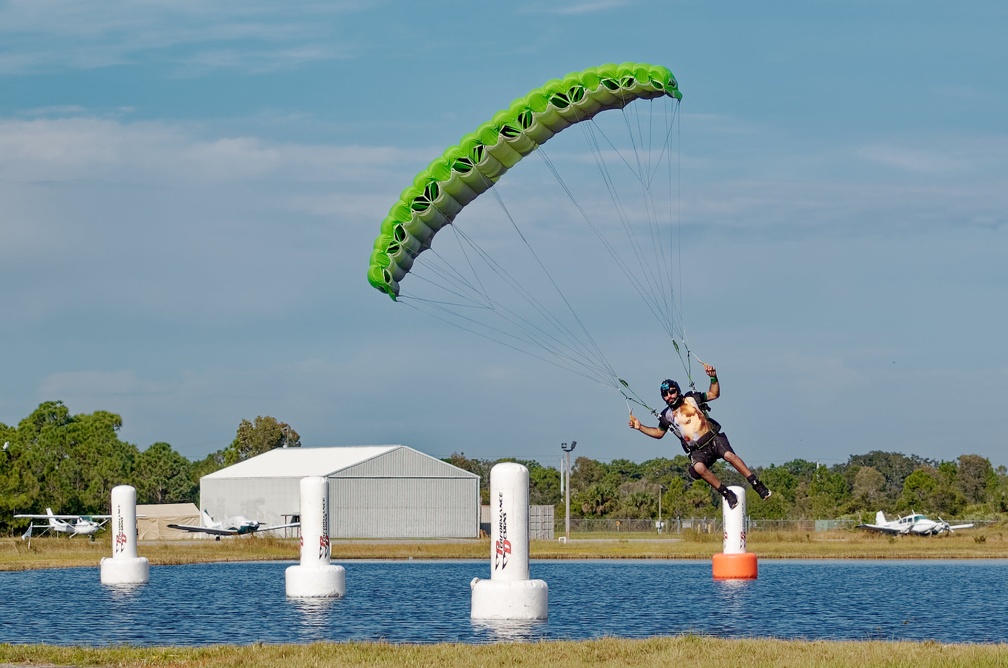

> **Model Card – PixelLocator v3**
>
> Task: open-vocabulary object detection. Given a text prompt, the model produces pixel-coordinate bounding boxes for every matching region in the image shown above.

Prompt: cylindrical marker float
[100,485,150,585]
[471,463,548,619]
[712,485,758,580]
[286,476,345,598]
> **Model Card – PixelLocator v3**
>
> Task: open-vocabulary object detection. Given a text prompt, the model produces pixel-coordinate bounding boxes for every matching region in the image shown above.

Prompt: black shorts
[686,432,734,480]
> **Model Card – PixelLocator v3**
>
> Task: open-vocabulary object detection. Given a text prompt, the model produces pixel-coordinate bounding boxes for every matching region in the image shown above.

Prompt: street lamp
[657,484,665,534]
[561,440,577,541]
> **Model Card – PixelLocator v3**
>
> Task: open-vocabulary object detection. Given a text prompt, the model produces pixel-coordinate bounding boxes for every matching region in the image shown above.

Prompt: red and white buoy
[100,485,150,585]
[286,476,345,598]
[470,463,548,619]
[712,484,758,580]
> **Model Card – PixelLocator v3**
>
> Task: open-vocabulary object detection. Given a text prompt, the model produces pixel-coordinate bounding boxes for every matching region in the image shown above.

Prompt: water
[1,560,1006,645]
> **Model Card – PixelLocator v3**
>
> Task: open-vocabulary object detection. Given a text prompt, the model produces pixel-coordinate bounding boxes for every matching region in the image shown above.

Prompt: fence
[555,518,858,534]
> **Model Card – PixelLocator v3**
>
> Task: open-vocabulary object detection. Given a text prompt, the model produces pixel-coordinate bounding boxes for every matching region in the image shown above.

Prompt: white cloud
[0,0,365,75]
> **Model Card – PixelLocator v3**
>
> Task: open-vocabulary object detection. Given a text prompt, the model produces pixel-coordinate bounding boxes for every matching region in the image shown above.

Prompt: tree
[848,451,935,498]
[808,465,850,517]
[852,466,887,509]
[900,468,939,510]
[223,416,300,465]
[134,442,196,504]
[956,454,996,506]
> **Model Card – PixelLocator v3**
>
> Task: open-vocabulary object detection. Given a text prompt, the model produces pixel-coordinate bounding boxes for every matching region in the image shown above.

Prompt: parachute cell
[367,62,682,299]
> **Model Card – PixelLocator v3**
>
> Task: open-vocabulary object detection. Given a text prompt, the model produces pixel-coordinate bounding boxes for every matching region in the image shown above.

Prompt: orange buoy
[712,485,759,580]
[712,551,758,580]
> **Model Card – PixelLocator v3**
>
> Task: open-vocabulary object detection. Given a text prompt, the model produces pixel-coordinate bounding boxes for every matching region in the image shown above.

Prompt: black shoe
[753,480,772,501]
[722,488,739,509]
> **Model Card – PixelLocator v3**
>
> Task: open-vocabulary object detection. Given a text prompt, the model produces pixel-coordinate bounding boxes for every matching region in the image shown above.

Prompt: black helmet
[659,379,680,396]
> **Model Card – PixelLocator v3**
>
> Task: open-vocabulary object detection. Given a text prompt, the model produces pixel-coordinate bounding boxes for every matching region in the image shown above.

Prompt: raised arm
[703,364,720,401]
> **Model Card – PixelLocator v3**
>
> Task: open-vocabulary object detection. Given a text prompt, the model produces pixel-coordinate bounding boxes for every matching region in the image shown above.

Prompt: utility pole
[561,440,576,541]
[657,484,665,534]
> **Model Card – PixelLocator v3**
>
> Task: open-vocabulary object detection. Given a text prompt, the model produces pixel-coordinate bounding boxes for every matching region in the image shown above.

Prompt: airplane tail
[46,508,60,528]
[875,511,887,525]
[201,509,216,528]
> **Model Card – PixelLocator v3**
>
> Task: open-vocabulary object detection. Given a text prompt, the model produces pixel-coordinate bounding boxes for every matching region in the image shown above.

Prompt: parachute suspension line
[572,101,672,332]
[485,185,622,389]
[535,146,671,337]
[395,172,619,386]
[569,97,682,341]
[399,299,613,388]
[404,227,620,387]
[448,225,620,384]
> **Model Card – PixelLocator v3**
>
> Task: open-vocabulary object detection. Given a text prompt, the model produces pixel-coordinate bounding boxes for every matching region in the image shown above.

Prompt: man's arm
[703,364,720,401]
[629,414,667,439]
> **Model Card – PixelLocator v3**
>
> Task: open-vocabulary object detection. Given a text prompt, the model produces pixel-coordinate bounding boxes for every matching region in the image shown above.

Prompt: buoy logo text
[494,491,511,570]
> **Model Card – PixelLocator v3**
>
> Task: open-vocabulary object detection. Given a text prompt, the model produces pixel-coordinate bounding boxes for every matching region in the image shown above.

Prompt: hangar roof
[202,445,477,480]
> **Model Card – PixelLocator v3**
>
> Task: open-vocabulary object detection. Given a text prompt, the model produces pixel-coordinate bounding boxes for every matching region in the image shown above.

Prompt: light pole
[561,440,577,541]
[657,484,665,534]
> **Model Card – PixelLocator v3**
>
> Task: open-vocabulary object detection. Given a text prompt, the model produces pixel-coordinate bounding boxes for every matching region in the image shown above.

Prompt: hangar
[199,445,480,538]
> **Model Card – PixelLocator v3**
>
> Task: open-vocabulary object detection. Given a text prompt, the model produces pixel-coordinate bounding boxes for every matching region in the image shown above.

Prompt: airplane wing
[855,523,905,535]
[948,523,974,531]
[255,521,301,533]
[14,514,112,520]
[166,523,238,536]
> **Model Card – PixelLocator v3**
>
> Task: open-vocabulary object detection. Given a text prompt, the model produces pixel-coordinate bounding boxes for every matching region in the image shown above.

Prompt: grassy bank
[2,527,1007,571]
[2,636,1008,668]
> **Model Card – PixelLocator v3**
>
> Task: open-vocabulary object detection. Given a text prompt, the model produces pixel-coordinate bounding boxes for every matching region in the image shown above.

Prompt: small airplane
[857,510,974,536]
[168,510,299,540]
[14,508,112,540]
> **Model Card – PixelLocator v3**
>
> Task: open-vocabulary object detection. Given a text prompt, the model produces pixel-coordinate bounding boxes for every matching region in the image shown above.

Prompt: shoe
[722,488,738,509]
[753,480,772,501]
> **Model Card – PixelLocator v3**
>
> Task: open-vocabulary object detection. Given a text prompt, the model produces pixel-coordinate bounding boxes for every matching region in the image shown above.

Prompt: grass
[2,636,1008,667]
[2,527,1006,571]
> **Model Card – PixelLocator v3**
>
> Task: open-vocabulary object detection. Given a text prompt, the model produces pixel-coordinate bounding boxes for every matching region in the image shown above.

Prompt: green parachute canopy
[367,62,681,300]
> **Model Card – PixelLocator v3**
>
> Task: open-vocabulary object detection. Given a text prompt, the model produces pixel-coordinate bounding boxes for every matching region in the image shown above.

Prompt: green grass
[2,636,1008,668]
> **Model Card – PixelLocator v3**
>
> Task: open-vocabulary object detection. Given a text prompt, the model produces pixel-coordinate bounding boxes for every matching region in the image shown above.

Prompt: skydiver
[627,364,771,509]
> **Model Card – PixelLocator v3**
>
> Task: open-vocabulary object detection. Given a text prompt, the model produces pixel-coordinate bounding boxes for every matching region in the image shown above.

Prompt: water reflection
[288,598,338,641]
[470,619,547,643]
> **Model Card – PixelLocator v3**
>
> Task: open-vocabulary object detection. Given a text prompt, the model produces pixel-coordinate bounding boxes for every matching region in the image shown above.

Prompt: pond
[1,559,1005,645]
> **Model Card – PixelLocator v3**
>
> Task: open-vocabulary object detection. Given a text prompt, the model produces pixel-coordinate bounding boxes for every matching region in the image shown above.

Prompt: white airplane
[857,510,974,536]
[168,510,299,539]
[15,508,112,540]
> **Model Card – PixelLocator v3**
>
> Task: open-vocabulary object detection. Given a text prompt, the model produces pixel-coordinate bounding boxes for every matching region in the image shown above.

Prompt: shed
[136,502,201,540]
[199,445,480,538]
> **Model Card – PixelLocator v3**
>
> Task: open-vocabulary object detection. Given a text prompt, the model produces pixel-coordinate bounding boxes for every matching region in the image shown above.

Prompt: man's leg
[723,451,771,501]
[691,460,738,509]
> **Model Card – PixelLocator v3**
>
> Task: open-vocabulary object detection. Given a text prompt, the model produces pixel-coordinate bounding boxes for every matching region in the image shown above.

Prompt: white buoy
[100,485,150,585]
[471,463,548,620]
[712,484,758,579]
[286,476,345,598]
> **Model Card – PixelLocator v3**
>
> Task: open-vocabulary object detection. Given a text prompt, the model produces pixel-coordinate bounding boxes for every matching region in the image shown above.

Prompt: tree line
[2,401,1005,535]
[448,450,1008,522]
[0,401,298,533]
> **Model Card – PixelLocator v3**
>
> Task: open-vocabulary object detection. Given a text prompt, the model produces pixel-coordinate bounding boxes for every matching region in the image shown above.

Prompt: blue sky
[2,1,1006,469]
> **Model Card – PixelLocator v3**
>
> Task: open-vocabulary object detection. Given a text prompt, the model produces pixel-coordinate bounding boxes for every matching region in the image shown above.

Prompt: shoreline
[3,529,1006,571]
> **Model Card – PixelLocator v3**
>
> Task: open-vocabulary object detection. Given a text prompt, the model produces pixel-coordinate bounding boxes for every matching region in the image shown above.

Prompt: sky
[2,1,1006,470]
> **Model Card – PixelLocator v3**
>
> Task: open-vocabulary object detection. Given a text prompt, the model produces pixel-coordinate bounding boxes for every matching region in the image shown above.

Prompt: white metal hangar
[199,445,480,538]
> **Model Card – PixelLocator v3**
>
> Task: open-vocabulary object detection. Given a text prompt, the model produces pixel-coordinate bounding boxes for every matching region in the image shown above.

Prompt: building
[136,502,201,540]
[199,445,480,538]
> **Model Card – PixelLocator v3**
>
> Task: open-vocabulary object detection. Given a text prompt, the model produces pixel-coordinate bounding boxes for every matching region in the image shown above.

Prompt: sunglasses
[661,386,678,396]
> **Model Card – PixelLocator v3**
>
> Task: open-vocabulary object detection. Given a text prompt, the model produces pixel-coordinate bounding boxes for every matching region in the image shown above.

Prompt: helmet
[659,379,680,396]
